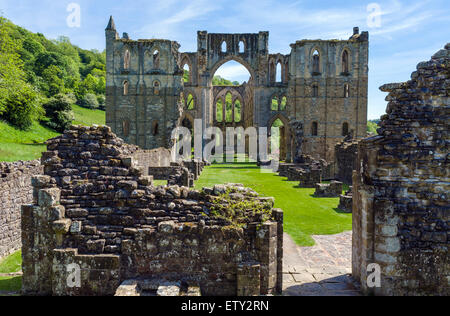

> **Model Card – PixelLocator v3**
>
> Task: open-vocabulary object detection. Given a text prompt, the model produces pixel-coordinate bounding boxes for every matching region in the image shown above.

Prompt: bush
[42,94,74,132]
[78,93,99,109]
[2,85,42,130]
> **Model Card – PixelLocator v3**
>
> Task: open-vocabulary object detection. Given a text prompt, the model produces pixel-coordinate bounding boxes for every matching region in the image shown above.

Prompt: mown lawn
[72,104,106,126]
[195,162,352,247]
[0,105,106,162]
[0,251,22,295]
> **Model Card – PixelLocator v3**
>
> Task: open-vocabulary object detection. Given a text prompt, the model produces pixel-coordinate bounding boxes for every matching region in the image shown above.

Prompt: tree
[42,94,74,132]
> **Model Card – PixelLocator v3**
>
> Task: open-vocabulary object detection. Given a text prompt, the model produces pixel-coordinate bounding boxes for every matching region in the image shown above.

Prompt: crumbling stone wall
[21,125,283,296]
[335,137,359,185]
[353,44,449,296]
[0,161,42,259]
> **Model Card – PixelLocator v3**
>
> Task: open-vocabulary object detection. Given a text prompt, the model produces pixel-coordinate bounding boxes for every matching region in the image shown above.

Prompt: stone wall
[21,125,283,296]
[352,44,449,296]
[335,137,359,184]
[0,161,42,259]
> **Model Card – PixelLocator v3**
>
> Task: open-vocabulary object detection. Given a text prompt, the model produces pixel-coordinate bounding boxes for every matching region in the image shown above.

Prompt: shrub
[42,94,74,132]
[78,93,99,109]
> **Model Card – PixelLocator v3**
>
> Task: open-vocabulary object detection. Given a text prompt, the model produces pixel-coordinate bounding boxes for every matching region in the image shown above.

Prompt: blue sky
[0,0,448,119]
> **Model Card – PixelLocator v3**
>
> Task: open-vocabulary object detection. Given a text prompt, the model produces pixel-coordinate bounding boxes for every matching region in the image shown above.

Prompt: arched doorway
[268,114,291,162]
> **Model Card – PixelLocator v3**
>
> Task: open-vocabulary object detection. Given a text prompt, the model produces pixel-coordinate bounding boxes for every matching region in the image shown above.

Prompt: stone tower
[105,16,183,149]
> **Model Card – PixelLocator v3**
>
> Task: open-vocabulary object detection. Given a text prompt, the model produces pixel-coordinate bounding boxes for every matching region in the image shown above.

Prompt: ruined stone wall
[335,138,359,184]
[0,161,42,259]
[106,17,368,164]
[22,125,282,296]
[353,44,449,296]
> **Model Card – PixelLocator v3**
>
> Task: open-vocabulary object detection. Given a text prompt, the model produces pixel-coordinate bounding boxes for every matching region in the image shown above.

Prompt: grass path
[195,162,352,246]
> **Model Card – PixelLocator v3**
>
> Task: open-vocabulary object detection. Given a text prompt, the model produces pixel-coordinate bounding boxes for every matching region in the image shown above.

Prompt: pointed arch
[342,50,349,73]
[312,49,320,74]
[276,62,282,83]
[239,40,245,53]
[271,95,279,111]
[181,55,192,84]
[216,98,223,122]
[153,49,160,69]
[234,98,242,122]
[280,96,287,111]
[123,80,129,96]
[124,49,131,70]
[221,41,227,53]
[225,92,233,123]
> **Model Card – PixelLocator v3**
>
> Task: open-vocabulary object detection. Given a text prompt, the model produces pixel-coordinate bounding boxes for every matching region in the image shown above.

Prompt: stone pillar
[255,221,278,294]
[237,263,261,296]
[272,209,284,294]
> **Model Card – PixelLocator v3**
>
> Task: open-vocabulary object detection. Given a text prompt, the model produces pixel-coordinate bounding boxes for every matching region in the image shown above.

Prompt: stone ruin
[338,187,353,213]
[21,125,283,296]
[0,161,42,260]
[335,135,359,185]
[278,154,330,188]
[352,44,449,296]
[314,181,343,198]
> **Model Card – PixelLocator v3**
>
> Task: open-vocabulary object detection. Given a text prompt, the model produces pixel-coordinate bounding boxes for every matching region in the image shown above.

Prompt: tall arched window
[342,122,349,136]
[312,84,319,97]
[187,94,195,110]
[344,84,350,98]
[152,121,159,136]
[239,41,245,53]
[122,119,130,137]
[153,81,160,95]
[123,81,129,96]
[183,63,191,83]
[280,96,287,111]
[271,96,279,111]
[221,41,227,53]
[234,99,242,122]
[216,99,223,122]
[153,50,160,69]
[276,62,282,83]
[342,50,349,73]
[225,92,233,123]
[312,50,320,74]
[124,49,130,70]
[311,122,318,136]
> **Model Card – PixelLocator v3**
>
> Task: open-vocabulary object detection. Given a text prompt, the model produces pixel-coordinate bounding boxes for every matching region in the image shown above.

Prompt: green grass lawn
[0,105,106,162]
[0,251,22,295]
[195,162,352,246]
[72,104,106,126]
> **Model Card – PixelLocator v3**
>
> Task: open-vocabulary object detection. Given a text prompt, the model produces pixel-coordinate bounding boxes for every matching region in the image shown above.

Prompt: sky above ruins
[0,0,448,119]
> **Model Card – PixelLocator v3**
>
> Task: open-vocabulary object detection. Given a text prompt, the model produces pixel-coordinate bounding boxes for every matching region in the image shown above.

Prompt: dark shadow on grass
[0,276,22,294]
[333,208,351,214]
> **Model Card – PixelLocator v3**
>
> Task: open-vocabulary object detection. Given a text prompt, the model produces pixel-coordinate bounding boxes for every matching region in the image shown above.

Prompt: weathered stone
[353,44,450,296]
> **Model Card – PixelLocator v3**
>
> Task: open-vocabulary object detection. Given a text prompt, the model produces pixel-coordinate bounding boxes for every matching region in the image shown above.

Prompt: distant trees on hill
[0,16,105,130]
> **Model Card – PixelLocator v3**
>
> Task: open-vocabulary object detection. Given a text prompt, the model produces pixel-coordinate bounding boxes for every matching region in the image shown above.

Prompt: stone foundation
[338,186,353,213]
[335,138,359,185]
[21,125,283,296]
[314,181,343,198]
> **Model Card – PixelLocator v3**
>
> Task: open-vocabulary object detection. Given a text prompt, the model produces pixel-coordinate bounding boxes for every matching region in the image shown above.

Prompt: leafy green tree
[42,94,74,132]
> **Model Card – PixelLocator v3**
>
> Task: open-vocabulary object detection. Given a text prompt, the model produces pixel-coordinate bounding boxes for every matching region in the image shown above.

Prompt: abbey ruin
[0,15,447,297]
[105,17,368,163]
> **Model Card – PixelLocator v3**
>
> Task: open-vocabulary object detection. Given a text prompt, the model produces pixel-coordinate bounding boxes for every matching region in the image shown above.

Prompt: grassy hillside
[0,105,105,162]
[72,104,105,126]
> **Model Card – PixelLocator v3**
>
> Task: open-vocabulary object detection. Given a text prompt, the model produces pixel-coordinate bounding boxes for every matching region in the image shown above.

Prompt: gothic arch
[209,56,255,85]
